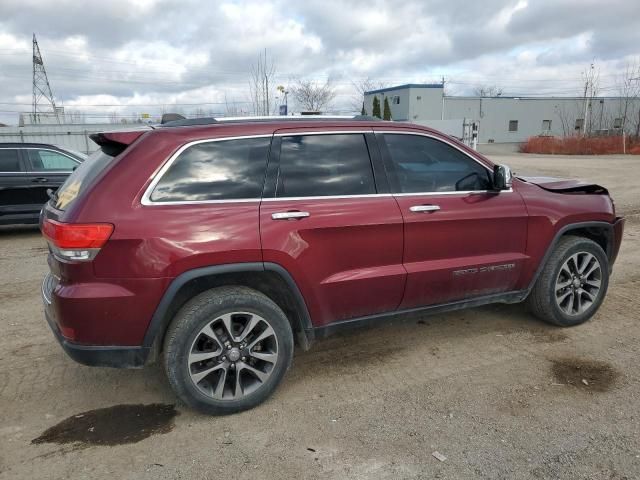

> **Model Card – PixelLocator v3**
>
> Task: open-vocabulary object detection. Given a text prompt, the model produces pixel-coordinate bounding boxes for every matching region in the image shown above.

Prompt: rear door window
[150,137,271,202]
[276,134,376,197]
[27,149,79,171]
[0,149,21,172]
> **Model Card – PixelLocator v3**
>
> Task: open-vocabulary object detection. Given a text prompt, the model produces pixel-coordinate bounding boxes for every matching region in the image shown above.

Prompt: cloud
[0,0,639,124]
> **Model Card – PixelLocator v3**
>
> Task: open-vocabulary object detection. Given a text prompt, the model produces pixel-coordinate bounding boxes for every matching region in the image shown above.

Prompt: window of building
[575,118,584,130]
[613,118,623,129]
[150,137,271,202]
[508,120,518,132]
[392,96,400,105]
[276,134,375,198]
[27,150,79,171]
[381,134,491,193]
[0,149,20,172]
[542,120,552,131]
[416,96,422,101]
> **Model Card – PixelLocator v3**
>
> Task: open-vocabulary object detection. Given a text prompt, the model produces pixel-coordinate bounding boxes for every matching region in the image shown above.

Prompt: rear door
[259,129,405,327]
[375,130,529,308]
[23,148,80,207]
[0,148,34,222]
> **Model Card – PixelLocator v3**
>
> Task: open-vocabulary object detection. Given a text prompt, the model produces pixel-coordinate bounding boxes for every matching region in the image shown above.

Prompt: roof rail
[158,114,383,128]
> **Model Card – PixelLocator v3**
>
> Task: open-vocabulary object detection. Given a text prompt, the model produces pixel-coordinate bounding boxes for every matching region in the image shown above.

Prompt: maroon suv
[40,116,624,414]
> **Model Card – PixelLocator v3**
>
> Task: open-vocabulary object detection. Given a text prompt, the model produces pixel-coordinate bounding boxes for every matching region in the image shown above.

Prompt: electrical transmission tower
[32,33,60,124]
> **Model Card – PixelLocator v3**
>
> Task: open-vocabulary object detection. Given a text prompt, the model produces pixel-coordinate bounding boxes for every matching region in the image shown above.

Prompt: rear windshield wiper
[46,188,58,203]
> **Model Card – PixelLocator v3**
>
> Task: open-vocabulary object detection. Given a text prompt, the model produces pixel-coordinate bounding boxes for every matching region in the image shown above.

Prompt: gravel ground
[1,153,639,480]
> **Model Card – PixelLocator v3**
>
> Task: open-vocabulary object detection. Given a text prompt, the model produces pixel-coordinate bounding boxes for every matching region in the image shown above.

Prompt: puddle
[32,404,178,447]
[550,357,619,392]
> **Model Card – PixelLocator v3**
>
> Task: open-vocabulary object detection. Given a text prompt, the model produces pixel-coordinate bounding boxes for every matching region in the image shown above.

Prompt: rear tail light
[42,219,113,262]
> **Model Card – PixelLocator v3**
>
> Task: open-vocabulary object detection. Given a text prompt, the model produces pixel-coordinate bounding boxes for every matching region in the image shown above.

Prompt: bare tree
[351,77,387,113]
[224,93,240,117]
[249,50,277,116]
[473,85,503,97]
[290,79,336,113]
[555,101,583,136]
[616,62,640,135]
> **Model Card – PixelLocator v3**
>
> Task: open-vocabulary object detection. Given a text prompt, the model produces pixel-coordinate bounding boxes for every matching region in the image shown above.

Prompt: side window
[27,150,79,171]
[150,137,270,202]
[276,134,375,197]
[382,134,492,193]
[0,149,21,172]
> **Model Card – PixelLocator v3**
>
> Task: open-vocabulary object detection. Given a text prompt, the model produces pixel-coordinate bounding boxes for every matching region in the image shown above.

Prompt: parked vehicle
[39,116,624,414]
[0,143,85,225]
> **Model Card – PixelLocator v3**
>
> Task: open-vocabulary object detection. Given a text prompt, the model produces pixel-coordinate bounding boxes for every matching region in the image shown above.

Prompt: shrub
[520,135,640,155]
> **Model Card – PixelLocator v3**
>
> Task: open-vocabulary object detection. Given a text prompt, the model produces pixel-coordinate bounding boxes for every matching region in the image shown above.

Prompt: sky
[0,0,639,125]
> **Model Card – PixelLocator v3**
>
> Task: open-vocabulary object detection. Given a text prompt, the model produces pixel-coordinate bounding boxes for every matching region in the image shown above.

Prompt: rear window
[55,150,114,210]
[149,137,271,202]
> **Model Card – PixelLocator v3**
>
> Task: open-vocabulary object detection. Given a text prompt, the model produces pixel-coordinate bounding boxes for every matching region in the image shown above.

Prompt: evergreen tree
[361,102,366,116]
[372,96,381,119]
[383,97,392,120]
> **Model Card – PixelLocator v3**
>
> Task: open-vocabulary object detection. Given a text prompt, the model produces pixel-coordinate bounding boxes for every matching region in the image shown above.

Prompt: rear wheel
[526,236,609,327]
[164,286,294,415]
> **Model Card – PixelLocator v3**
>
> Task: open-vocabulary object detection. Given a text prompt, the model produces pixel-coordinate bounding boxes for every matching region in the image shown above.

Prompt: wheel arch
[526,221,614,294]
[142,262,314,364]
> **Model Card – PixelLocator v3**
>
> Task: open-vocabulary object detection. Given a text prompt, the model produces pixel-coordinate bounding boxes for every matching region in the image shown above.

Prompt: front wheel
[163,286,294,415]
[526,236,609,327]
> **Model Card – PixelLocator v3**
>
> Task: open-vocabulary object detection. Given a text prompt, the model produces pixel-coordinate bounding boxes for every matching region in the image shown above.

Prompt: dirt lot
[1,153,639,479]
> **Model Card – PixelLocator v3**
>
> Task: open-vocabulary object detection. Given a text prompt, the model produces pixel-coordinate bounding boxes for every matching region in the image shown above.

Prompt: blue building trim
[364,83,444,95]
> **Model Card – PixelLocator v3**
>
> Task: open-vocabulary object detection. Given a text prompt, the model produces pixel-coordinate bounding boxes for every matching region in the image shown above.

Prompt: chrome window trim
[273,130,371,136]
[141,129,511,206]
[0,147,80,174]
[392,189,513,197]
[263,193,393,201]
[141,134,274,206]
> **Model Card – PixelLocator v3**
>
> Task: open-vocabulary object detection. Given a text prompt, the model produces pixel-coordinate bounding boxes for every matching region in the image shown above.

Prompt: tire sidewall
[164,289,293,415]
[545,240,609,326]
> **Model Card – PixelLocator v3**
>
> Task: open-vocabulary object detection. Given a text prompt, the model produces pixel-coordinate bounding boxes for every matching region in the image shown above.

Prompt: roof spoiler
[89,130,148,156]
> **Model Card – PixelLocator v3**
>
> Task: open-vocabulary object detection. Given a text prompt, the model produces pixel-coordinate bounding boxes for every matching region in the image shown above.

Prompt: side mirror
[493,164,513,190]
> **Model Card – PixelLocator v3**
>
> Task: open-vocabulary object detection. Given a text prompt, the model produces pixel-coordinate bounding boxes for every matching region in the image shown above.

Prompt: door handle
[32,177,49,183]
[271,211,310,220]
[409,205,441,213]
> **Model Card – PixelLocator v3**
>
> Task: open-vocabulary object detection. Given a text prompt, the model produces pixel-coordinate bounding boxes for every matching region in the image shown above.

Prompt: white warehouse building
[364,83,640,144]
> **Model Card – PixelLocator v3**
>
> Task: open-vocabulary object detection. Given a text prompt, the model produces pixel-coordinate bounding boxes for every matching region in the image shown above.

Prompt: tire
[526,235,609,327]
[163,286,294,415]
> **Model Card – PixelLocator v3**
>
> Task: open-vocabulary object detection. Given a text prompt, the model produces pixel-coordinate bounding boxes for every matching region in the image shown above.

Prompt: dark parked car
[0,143,85,225]
[40,117,624,415]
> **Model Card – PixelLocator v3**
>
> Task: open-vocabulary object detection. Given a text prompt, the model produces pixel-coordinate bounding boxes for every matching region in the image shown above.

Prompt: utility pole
[582,79,589,135]
[441,76,445,120]
[582,63,595,135]
[32,33,60,124]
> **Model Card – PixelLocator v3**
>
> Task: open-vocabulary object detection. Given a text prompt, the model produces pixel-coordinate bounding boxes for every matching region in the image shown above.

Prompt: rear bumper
[44,308,148,368]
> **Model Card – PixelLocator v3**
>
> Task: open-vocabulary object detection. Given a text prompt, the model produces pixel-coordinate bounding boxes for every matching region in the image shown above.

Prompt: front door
[375,130,529,309]
[259,130,405,327]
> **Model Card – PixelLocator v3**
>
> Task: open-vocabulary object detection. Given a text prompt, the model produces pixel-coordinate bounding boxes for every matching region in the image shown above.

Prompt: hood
[517,175,608,195]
